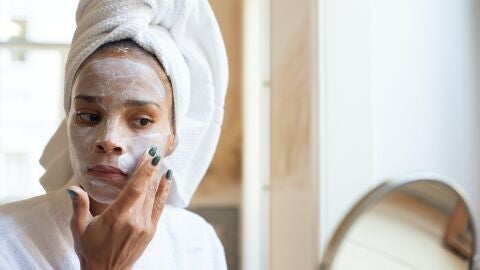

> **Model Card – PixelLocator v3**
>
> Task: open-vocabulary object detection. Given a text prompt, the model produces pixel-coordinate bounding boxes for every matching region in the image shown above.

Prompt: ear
[163,133,176,157]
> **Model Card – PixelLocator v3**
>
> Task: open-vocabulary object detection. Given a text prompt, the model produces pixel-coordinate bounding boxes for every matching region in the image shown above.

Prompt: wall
[317,0,373,255]
[319,0,480,259]
[371,0,480,240]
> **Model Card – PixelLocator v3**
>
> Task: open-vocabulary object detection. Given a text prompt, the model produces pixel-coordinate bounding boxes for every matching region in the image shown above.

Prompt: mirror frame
[319,172,478,270]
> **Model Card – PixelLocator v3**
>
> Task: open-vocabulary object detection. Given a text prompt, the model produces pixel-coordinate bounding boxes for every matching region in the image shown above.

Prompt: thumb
[66,186,91,234]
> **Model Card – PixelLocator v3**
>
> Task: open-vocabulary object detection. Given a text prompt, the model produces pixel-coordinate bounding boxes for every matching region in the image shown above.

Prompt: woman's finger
[108,146,161,215]
[142,169,162,217]
[67,186,92,235]
[151,170,173,225]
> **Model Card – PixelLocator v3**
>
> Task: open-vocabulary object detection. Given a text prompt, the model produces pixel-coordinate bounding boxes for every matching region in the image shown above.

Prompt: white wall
[319,0,480,258]
[371,0,480,236]
[317,0,373,255]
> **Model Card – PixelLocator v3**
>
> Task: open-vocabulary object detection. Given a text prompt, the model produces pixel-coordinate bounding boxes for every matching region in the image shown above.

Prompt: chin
[82,178,123,204]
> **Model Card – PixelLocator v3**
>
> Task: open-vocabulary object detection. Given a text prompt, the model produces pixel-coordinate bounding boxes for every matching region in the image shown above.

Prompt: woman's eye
[132,117,154,128]
[76,112,101,125]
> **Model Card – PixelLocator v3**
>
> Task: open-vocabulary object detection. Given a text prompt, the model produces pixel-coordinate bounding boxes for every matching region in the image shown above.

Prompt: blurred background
[0,0,479,269]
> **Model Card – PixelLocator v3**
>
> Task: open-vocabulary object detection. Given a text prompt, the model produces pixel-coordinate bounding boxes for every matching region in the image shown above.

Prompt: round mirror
[320,174,477,270]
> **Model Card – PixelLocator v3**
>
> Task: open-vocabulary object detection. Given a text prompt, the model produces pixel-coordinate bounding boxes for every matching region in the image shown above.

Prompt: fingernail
[148,146,157,157]
[166,169,173,182]
[67,189,78,200]
[152,155,161,166]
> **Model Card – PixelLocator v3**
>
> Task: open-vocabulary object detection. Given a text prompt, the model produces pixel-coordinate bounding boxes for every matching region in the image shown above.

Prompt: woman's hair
[76,39,176,135]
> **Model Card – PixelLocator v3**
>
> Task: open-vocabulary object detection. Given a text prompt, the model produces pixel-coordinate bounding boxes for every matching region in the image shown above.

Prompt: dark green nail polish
[67,189,78,199]
[166,170,173,181]
[148,146,157,157]
[152,155,161,166]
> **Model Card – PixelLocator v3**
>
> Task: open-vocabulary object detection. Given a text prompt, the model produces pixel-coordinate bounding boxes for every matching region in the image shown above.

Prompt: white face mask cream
[67,56,173,204]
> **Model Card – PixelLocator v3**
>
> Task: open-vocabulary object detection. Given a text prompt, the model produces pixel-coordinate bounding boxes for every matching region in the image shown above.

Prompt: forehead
[73,54,168,101]
[79,58,161,86]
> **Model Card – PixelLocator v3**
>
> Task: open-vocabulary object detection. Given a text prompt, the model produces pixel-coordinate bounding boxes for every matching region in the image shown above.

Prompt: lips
[87,164,128,182]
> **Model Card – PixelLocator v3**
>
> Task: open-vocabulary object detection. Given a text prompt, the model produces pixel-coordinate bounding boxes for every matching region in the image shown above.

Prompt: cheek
[67,119,98,164]
[118,133,170,173]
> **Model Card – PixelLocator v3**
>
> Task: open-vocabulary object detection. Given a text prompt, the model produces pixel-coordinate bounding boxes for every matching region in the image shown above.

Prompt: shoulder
[161,205,225,253]
[0,194,57,251]
[0,192,76,269]
[0,192,58,221]
[162,204,219,240]
[0,193,51,220]
[137,205,227,269]
[0,191,69,236]
[158,205,227,268]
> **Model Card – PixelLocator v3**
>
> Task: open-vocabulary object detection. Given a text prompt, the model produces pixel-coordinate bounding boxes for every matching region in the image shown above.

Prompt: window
[0,0,76,203]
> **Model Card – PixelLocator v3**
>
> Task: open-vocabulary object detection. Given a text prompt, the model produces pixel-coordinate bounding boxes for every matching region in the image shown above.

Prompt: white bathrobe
[0,187,227,269]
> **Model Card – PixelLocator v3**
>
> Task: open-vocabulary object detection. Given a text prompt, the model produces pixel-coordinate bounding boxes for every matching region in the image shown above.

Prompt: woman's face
[67,48,174,204]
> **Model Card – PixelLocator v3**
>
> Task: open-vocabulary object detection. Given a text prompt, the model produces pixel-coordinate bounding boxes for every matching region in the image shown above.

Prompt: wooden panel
[191,0,243,207]
[269,0,318,269]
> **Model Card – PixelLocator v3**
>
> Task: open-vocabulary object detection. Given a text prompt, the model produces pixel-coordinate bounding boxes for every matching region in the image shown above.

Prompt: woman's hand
[66,148,172,270]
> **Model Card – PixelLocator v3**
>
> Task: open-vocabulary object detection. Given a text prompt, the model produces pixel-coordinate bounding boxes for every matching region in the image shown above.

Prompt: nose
[95,140,124,155]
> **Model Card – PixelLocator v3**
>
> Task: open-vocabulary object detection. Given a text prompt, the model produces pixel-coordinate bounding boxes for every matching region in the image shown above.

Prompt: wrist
[80,259,131,270]
[79,257,102,270]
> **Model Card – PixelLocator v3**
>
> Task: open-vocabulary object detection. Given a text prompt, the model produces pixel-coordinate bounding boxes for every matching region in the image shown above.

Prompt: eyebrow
[124,99,161,109]
[74,95,160,108]
[74,95,103,104]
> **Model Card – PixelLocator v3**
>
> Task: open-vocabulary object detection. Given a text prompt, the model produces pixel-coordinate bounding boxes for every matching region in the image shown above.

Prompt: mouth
[87,164,128,182]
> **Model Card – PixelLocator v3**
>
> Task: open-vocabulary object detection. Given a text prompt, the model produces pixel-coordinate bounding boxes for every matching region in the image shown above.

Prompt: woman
[0,0,228,269]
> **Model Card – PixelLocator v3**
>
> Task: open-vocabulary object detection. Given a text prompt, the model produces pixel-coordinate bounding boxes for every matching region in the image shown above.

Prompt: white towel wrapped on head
[40,0,229,208]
